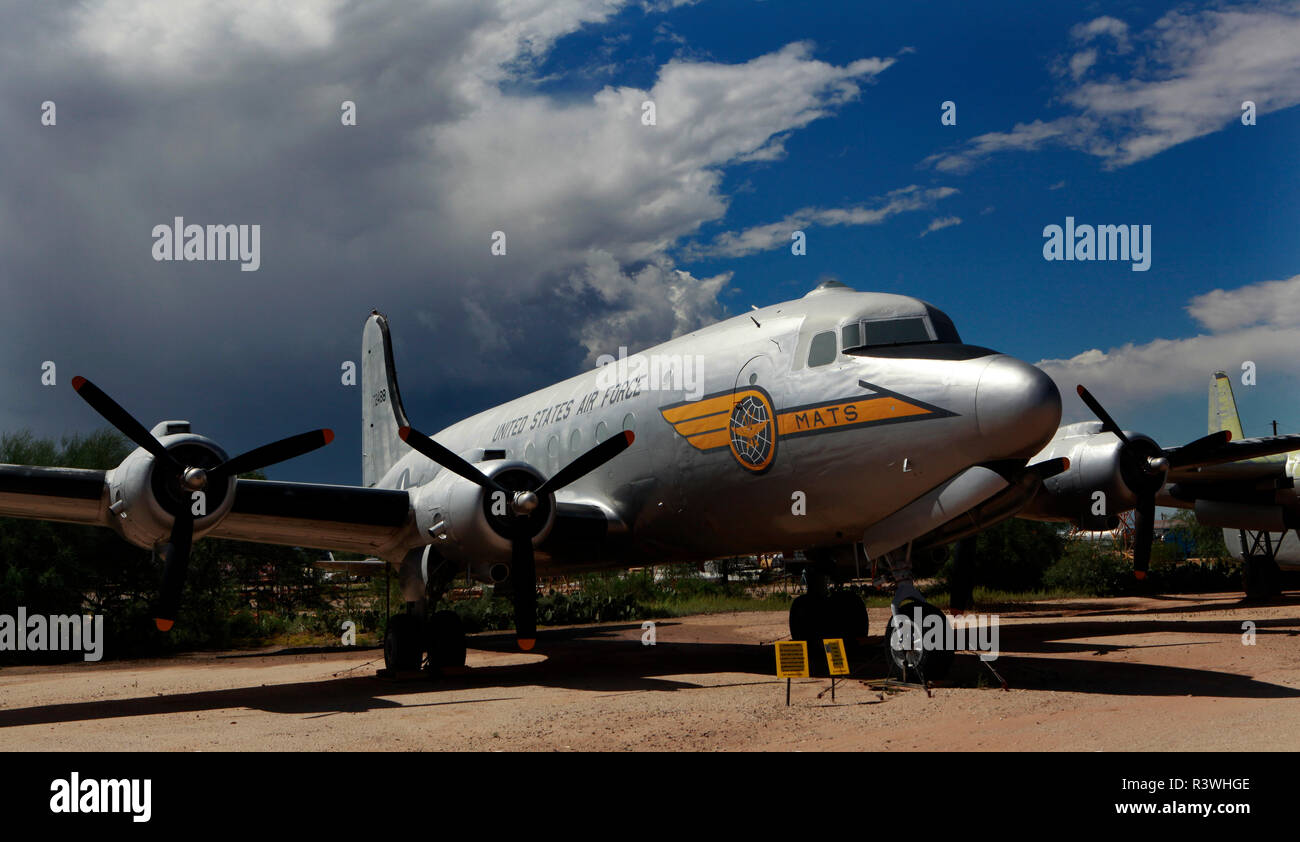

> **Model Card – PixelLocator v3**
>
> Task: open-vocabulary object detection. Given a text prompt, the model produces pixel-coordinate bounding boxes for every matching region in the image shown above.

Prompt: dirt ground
[2,590,1299,751]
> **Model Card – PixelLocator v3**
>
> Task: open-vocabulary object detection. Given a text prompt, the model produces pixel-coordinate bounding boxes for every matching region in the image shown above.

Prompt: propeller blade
[536,430,634,497]
[71,376,182,473]
[511,533,537,651]
[154,512,194,631]
[212,429,334,481]
[1076,385,1132,447]
[1026,456,1070,481]
[398,426,504,494]
[1132,496,1155,579]
[1166,430,1232,468]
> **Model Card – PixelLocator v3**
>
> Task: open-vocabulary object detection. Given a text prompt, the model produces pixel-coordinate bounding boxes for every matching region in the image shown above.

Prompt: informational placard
[775,640,809,678]
[823,638,850,676]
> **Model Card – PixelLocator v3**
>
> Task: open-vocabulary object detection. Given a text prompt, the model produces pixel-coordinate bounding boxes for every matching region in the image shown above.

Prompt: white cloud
[925,3,1300,172]
[687,185,956,258]
[919,215,961,237]
[1070,15,1130,51]
[1037,274,1300,416]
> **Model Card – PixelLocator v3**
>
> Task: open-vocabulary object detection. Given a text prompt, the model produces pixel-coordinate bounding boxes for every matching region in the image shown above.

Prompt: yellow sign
[775,641,809,678]
[823,638,850,676]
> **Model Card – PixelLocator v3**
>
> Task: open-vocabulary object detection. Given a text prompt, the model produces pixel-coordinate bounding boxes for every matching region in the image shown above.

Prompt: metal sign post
[823,638,850,701]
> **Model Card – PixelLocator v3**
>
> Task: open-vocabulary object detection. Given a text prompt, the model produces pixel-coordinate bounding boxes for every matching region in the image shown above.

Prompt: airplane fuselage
[373,284,1061,574]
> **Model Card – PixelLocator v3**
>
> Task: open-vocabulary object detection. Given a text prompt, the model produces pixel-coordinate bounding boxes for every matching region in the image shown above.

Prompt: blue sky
[2,0,1298,484]
[535,0,1300,449]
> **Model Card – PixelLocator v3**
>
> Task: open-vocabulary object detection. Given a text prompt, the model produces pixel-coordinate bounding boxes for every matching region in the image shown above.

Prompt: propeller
[1076,384,1229,579]
[71,376,333,631]
[398,425,634,649]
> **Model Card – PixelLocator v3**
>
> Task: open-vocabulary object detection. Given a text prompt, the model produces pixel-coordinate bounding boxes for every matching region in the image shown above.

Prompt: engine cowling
[1027,421,1163,528]
[104,421,238,549]
[412,459,556,582]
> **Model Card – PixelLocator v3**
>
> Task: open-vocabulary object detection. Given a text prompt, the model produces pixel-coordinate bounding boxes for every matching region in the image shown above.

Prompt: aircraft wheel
[789,594,828,673]
[884,599,953,680]
[826,591,869,653]
[426,609,467,669]
[1243,555,1281,599]
[384,613,422,672]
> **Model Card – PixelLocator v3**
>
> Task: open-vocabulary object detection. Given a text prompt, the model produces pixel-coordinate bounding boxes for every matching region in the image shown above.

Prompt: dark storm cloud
[0,1,893,482]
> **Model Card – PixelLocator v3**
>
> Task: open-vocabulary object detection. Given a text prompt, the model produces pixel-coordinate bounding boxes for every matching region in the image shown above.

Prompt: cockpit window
[841,322,861,350]
[861,316,932,345]
[808,331,837,367]
[925,306,962,343]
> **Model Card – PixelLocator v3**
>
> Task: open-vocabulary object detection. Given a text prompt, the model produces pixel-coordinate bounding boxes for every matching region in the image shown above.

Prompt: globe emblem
[729,393,775,471]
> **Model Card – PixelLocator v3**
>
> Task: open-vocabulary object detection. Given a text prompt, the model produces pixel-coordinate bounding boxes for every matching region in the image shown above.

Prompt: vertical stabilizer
[362,311,411,487]
[1208,370,1245,440]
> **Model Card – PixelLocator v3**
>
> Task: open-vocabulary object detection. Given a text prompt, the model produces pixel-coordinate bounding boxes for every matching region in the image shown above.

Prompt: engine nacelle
[103,421,237,549]
[1026,421,1160,527]
[411,459,555,582]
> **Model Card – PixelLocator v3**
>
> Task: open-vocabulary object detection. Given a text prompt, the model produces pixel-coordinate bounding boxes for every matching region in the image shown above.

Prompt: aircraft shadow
[0,611,1296,728]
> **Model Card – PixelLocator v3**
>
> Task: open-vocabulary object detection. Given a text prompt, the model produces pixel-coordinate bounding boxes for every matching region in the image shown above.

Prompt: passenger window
[808,331,837,367]
[841,322,861,350]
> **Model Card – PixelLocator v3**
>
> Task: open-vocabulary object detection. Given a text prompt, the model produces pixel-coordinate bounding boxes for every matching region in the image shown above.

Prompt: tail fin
[362,311,411,487]
[1208,370,1245,440]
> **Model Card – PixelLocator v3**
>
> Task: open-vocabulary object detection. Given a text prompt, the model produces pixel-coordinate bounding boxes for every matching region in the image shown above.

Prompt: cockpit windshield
[841,306,961,352]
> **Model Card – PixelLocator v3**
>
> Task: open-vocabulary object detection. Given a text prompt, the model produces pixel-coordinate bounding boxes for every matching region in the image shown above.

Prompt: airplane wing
[0,466,416,556]
[1165,433,1300,478]
[210,479,413,554]
[0,465,110,526]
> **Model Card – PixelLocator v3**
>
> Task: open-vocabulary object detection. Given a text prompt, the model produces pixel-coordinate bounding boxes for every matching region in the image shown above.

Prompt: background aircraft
[4,283,1299,679]
[1152,372,1300,596]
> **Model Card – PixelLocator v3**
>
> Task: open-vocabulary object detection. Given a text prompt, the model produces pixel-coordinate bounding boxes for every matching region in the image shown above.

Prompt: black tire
[384,613,422,672]
[1243,555,1281,599]
[426,609,467,669]
[789,594,828,674]
[884,599,954,680]
[826,591,869,654]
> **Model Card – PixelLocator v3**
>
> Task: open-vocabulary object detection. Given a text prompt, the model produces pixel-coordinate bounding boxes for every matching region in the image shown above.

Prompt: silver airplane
[5,280,1298,677]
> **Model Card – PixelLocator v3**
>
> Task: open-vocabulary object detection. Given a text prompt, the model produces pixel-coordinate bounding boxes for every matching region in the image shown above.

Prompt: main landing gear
[384,608,468,674]
[384,548,468,675]
[1239,528,1286,599]
[788,564,869,672]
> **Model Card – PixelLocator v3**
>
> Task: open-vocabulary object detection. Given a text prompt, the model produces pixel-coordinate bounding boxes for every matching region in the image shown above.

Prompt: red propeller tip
[1224,431,1232,442]
[517,638,536,651]
[1134,571,1147,581]
[322,429,335,445]
[623,430,635,445]
[154,618,174,632]
[71,376,86,390]
[1076,385,1086,396]
[397,426,411,441]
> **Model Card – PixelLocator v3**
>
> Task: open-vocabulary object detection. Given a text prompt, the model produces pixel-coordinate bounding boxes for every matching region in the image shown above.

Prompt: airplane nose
[975,356,1062,458]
